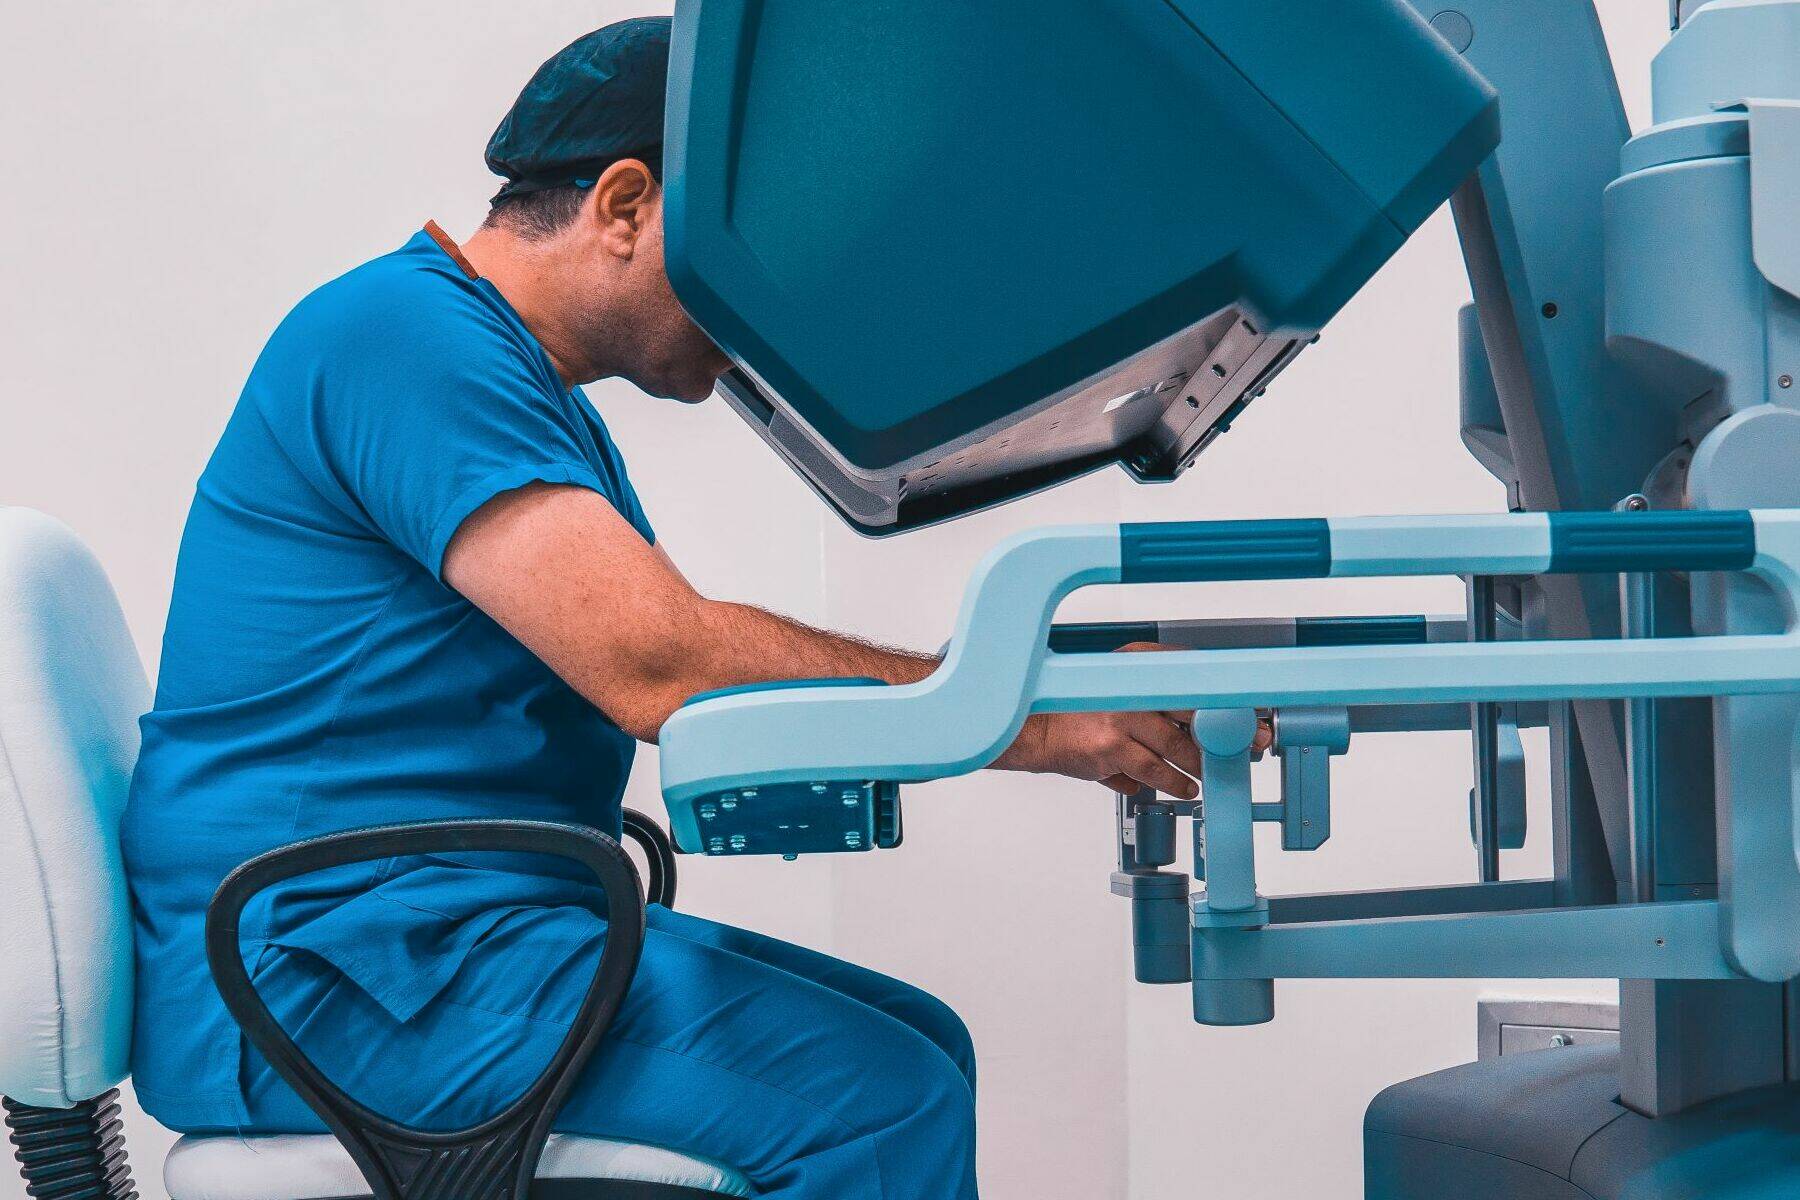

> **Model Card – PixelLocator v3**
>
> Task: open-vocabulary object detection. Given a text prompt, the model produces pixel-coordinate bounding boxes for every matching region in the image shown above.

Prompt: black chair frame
[199,812,718,1200]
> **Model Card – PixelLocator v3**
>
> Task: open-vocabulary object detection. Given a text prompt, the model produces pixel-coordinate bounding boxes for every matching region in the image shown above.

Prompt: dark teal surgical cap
[485,16,671,202]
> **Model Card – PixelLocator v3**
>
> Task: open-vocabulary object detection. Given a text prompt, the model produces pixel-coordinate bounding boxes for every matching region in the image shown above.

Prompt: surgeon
[122,17,1224,1200]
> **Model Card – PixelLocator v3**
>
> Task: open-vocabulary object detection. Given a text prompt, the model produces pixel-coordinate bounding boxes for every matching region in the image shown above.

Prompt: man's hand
[991,643,1271,799]
[994,709,1206,799]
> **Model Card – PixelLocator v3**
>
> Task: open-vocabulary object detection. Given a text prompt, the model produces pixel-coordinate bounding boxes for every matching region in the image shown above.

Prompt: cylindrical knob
[1192,976,1275,1026]
[1131,892,1192,984]
[1135,803,1177,866]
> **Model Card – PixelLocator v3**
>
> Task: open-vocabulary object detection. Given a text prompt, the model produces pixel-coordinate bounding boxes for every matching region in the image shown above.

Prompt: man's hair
[483,183,591,241]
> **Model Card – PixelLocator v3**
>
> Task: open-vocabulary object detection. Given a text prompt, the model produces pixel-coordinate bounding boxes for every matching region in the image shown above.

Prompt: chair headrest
[0,508,148,1107]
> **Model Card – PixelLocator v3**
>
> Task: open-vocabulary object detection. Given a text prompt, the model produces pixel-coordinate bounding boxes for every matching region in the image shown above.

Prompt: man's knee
[895,986,977,1093]
[889,1036,977,1141]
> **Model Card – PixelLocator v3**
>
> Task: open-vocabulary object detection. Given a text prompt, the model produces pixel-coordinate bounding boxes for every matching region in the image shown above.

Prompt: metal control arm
[662,509,1800,1001]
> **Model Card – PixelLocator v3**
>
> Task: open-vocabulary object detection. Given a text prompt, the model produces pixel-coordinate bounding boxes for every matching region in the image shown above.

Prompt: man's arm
[444,483,1212,798]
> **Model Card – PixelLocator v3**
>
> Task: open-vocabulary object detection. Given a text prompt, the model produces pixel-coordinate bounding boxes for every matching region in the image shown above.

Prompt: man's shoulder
[267,231,520,372]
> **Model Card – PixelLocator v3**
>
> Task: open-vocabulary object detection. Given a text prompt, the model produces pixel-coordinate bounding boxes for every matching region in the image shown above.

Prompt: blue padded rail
[1295,615,1431,646]
[1546,510,1756,574]
[1048,622,1163,654]
[1120,519,1332,583]
[1047,615,1433,653]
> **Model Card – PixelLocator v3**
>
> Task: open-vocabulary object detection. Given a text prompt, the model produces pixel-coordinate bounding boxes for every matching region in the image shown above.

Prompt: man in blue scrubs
[123,18,1217,1200]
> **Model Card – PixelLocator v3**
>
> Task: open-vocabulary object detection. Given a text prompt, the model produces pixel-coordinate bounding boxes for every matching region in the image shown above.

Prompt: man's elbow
[607,687,689,744]
[595,630,721,743]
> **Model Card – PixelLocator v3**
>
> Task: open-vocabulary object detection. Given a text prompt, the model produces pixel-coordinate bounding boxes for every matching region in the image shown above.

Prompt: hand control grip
[1121,520,1331,583]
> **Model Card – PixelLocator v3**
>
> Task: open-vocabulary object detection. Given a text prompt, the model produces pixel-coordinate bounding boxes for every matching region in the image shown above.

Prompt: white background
[1,3,1671,1197]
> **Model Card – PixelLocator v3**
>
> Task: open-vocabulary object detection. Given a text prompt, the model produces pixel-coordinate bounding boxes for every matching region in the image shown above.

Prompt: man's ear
[587,159,658,260]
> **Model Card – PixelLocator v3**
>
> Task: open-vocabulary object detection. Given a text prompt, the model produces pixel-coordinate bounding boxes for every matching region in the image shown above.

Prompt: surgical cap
[485,16,672,202]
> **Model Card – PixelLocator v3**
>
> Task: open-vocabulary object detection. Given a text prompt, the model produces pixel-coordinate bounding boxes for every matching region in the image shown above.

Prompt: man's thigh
[246,903,974,1182]
[645,905,976,1091]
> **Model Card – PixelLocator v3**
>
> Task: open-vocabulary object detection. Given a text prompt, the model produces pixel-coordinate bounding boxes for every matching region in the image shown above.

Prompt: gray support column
[1425,0,1651,897]
[1619,979,1786,1117]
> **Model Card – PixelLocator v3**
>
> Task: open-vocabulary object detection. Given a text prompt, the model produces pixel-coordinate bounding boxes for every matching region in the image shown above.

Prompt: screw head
[1430,10,1475,53]
[1542,302,1559,319]
[1780,374,1793,389]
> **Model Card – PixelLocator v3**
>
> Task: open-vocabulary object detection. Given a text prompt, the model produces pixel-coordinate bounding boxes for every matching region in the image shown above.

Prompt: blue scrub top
[122,227,654,1129]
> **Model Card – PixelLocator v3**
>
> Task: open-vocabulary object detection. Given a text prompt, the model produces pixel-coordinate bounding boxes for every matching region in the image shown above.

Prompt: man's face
[595,189,734,403]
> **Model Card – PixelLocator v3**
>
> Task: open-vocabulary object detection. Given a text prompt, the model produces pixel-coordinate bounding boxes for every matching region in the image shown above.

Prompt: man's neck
[458,223,607,388]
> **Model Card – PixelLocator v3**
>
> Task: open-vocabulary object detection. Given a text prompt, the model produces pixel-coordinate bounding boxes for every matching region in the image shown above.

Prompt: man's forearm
[619,595,937,741]
[690,599,937,691]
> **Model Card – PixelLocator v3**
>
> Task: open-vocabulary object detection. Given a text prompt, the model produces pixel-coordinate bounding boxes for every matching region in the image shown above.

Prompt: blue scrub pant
[243,904,980,1199]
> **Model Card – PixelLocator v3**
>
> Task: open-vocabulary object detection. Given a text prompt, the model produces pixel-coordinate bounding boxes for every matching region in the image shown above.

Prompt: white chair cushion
[163,1132,755,1198]
[0,508,148,1107]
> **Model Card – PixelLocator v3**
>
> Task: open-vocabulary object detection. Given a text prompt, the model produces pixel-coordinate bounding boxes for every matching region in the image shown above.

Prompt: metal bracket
[1468,712,1528,854]
[1194,899,1739,983]
[1253,707,1351,850]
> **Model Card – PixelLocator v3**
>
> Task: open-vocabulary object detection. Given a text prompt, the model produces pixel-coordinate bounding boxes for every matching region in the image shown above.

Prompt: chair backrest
[0,508,148,1107]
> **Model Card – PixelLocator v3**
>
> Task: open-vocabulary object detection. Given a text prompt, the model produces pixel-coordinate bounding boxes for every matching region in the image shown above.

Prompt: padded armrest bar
[205,820,645,1200]
[661,510,1800,802]
[660,509,1800,982]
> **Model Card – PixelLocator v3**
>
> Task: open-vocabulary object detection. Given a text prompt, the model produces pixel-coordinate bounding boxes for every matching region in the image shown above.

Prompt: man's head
[471,18,732,402]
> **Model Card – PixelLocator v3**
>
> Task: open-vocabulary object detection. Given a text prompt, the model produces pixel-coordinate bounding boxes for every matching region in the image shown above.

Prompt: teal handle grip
[1547,511,1755,573]
[1120,520,1331,584]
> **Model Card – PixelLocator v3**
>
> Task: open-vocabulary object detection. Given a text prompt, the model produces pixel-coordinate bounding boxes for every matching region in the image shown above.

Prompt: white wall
[0,3,1672,1198]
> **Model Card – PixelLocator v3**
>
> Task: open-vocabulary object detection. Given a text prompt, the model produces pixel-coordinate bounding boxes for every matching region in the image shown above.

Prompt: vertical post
[1468,575,1502,882]
[1431,0,1644,896]
[1618,496,1660,904]
[1189,709,1273,1026]
[1196,739,1258,913]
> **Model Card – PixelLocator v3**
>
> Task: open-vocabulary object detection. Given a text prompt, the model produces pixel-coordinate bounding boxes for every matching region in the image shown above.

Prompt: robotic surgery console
[663,0,1496,534]
[660,1,1800,1197]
